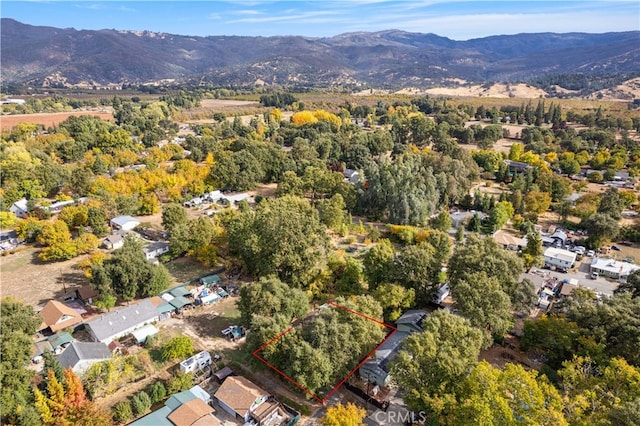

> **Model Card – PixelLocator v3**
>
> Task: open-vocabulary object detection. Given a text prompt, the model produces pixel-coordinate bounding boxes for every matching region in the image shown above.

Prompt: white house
[544,247,577,269]
[10,198,28,218]
[590,257,640,281]
[110,215,140,231]
[142,241,169,260]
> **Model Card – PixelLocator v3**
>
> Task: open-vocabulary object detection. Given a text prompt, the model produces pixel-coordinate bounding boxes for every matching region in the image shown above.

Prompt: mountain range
[1,18,639,90]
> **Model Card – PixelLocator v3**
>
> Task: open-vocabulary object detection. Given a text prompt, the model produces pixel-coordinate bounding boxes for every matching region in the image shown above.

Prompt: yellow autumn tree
[321,402,366,426]
[291,110,318,126]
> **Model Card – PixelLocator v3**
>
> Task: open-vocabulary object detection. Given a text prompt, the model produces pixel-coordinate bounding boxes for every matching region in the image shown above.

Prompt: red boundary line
[252,301,396,403]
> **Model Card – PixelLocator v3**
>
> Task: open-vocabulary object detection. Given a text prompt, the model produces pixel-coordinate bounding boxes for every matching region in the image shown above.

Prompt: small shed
[168,286,192,298]
[169,296,193,311]
[214,367,234,383]
[199,274,221,287]
[131,324,159,344]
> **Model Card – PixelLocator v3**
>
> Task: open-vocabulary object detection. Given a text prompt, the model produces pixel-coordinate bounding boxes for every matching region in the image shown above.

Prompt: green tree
[598,187,624,219]
[362,239,395,291]
[429,209,452,232]
[525,191,552,215]
[87,206,108,237]
[0,297,40,425]
[391,310,483,417]
[316,193,347,230]
[161,203,187,235]
[582,213,619,248]
[487,200,514,232]
[454,361,567,425]
[161,336,195,362]
[372,283,415,322]
[166,373,194,395]
[227,196,329,286]
[449,271,513,347]
[448,234,524,307]
[522,231,543,269]
[237,276,309,326]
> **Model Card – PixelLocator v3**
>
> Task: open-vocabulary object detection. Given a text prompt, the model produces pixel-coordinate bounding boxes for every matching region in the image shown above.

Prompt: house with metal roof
[110,215,140,231]
[56,341,111,375]
[590,257,640,281]
[544,247,577,269]
[38,300,83,334]
[130,387,219,426]
[85,299,158,344]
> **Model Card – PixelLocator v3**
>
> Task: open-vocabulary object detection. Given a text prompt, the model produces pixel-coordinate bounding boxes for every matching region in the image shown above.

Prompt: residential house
[221,193,251,205]
[56,341,111,375]
[550,230,568,246]
[102,231,126,250]
[590,257,640,281]
[493,230,527,251]
[214,376,299,426]
[504,160,531,174]
[38,300,83,334]
[214,376,268,422]
[85,299,158,344]
[10,198,28,218]
[359,310,427,387]
[143,241,169,261]
[75,285,99,305]
[110,215,140,231]
[131,387,219,426]
[544,247,577,269]
[33,332,74,360]
[343,169,361,185]
[450,210,487,229]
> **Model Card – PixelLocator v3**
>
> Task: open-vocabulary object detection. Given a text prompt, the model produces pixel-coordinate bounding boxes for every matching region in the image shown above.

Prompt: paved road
[522,258,619,296]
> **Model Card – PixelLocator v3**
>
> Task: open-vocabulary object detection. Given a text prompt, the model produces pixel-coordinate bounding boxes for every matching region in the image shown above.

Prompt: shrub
[166,372,193,394]
[131,391,152,417]
[148,381,167,404]
[161,336,194,362]
[112,401,133,424]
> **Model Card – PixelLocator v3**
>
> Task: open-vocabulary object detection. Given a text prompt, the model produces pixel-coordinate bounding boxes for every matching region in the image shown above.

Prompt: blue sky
[2,1,638,40]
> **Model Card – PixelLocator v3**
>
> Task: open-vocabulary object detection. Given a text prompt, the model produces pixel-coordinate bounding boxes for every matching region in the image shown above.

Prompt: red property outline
[252,301,397,403]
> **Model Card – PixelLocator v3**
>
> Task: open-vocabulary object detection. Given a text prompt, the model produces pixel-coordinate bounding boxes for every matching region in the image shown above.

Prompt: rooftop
[214,376,267,418]
[39,300,83,333]
[57,341,111,369]
[85,299,157,342]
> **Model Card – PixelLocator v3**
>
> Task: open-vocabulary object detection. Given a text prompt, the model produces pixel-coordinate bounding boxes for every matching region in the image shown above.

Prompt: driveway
[522,258,619,296]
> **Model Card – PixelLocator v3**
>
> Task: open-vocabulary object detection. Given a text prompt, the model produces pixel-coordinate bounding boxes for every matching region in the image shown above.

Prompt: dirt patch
[479,335,541,371]
[200,99,260,108]
[422,83,548,98]
[0,110,113,131]
[0,246,90,307]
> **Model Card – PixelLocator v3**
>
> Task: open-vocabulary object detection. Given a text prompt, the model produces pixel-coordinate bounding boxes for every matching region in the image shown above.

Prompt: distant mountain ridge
[1,18,639,89]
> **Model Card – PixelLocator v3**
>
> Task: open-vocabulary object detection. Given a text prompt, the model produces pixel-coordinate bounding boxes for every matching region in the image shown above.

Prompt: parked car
[591,272,599,279]
[587,250,595,257]
[611,245,621,251]
[556,267,568,273]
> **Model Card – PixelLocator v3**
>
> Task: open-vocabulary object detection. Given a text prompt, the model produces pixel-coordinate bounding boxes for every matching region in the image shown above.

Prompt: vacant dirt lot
[0,111,113,131]
[0,246,89,307]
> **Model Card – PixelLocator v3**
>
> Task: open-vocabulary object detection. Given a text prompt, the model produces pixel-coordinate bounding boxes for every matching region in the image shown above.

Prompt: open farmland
[0,110,113,131]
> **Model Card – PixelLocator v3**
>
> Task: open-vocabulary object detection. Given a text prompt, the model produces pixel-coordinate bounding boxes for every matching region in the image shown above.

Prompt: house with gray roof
[110,215,140,231]
[56,341,111,375]
[359,310,428,387]
[85,299,158,344]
